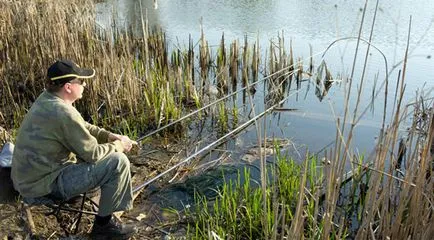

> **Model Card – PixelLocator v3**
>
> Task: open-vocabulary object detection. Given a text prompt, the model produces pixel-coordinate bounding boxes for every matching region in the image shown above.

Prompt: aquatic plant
[183,2,433,239]
[186,154,346,239]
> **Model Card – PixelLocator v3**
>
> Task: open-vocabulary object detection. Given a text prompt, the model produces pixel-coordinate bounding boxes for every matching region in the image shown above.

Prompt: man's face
[66,79,86,100]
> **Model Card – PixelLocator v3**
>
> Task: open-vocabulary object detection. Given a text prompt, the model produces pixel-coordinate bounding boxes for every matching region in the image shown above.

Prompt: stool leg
[73,193,87,235]
[23,203,36,235]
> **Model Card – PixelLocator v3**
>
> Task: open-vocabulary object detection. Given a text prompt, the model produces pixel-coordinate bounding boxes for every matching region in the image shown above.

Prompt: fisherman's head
[45,59,95,101]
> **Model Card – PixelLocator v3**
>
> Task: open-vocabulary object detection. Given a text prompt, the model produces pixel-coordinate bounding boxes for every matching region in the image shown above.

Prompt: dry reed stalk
[139,2,150,81]
[325,5,370,216]
[252,35,260,82]
[243,74,268,238]
[242,36,249,88]
[288,39,294,85]
[288,159,308,239]
[352,16,433,238]
[309,44,314,74]
[278,33,287,85]
[268,40,275,78]
[296,58,303,88]
[199,24,210,96]
[229,40,239,91]
[216,34,228,94]
[317,1,370,237]
[295,58,303,102]
[345,0,380,173]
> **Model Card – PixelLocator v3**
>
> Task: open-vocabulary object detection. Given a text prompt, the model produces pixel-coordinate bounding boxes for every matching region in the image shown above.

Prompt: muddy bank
[1,133,288,239]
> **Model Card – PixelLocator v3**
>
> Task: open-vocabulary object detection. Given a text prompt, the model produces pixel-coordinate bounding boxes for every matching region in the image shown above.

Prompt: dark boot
[90,219,137,240]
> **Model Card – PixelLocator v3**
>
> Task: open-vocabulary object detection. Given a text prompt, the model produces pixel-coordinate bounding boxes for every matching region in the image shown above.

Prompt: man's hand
[109,133,138,153]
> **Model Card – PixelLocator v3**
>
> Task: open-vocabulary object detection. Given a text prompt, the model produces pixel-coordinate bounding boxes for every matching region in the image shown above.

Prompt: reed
[0,0,184,135]
[242,36,249,88]
[288,39,294,86]
[0,0,263,139]
[229,40,239,92]
[187,94,432,239]
[216,102,228,134]
[251,36,260,82]
[184,6,432,240]
[199,23,210,95]
[186,153,344,239]
[216,34,228,94]
[1,0,310,142]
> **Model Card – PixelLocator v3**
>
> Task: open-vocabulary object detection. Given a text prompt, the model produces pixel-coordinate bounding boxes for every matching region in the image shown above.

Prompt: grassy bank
[185,96,433,239]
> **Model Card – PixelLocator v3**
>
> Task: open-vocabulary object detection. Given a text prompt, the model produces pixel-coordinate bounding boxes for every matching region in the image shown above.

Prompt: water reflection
[314,61,334,102]
[96,0,161,34]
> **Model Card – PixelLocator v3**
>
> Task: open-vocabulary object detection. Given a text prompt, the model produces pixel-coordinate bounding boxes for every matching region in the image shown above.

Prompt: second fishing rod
[134,66,295,143]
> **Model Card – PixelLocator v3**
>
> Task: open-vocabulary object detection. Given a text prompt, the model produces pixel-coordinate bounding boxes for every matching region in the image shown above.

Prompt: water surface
[96,0,434,159]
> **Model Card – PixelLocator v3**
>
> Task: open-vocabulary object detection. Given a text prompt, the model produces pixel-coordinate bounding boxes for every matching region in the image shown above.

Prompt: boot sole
[90,231,135,240]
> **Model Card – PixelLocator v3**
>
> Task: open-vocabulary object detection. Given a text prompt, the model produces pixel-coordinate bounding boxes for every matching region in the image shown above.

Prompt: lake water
[96,0,434,161]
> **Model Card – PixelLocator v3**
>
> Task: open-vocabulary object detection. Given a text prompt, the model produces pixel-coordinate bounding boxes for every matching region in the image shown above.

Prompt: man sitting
[11,59,137,239]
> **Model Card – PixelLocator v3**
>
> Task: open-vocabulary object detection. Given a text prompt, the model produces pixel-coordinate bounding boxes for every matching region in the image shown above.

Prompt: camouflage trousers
[50,152,133,216]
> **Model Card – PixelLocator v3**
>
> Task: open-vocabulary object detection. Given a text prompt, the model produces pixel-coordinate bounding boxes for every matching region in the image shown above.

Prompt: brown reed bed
[0,0,280,139]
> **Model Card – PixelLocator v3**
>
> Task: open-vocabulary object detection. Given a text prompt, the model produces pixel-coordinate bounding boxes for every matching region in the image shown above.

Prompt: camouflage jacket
[11,91,124,198]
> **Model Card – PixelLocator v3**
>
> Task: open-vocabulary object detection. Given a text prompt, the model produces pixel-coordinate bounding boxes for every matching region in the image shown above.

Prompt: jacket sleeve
[84,122,111,143]
[60,107,124,163]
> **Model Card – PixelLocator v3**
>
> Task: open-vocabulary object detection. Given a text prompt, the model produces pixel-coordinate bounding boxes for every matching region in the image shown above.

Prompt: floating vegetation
[315,61,334,101]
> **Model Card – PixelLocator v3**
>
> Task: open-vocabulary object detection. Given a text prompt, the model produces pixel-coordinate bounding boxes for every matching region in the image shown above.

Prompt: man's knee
[104,152,130,174]
[113,152,130,171]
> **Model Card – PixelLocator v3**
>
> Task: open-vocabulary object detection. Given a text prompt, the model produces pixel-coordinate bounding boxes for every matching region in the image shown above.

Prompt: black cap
[47,59,95,84]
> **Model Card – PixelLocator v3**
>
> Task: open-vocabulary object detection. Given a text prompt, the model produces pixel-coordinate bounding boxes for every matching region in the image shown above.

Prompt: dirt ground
[0,138,190,240]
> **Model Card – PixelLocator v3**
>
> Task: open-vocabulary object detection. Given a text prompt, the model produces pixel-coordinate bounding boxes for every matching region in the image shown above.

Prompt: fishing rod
[132,87,301,193]
[131,42,344,191]
[135,67,294,143]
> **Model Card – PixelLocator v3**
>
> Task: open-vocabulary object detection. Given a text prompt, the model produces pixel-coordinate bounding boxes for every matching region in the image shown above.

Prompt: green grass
[185,154,346,239]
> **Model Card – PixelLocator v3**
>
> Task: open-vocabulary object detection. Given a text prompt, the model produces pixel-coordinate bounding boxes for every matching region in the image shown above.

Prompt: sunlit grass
[186,155,348,239]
